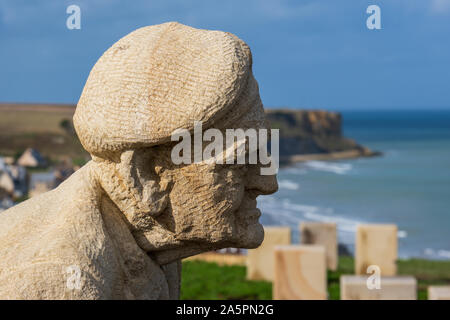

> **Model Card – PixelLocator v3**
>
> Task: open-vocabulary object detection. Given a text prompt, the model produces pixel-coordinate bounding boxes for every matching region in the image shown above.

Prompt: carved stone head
[73,22,278,265]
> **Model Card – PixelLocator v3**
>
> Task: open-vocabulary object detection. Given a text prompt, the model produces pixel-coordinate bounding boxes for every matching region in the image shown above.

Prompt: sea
[258,110,450,260]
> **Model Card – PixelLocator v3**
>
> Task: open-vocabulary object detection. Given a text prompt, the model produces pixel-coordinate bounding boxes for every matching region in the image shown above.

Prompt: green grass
[398,258,450,300]
[181,261,271,300]
[181,257,450,300]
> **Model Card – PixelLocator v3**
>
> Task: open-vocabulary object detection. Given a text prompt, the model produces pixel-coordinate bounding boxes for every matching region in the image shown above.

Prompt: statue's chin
[236,221,264,249]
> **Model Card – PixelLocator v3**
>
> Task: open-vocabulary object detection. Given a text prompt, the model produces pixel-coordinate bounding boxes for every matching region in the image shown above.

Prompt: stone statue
[0,22,278,299]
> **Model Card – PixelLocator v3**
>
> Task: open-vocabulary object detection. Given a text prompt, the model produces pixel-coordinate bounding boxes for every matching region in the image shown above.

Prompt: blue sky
[1,0,449,110]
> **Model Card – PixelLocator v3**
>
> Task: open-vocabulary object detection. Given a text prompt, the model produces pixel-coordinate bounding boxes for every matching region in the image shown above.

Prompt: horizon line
[1,101,450,112]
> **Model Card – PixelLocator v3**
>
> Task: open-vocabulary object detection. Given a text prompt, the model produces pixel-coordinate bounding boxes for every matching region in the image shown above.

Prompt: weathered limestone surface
[355,224,398,276]
[340,275,417,300]
[246,227,291,281]
[0,22,278,299]
[273,245,327,300]
[300,222,337,270]
[428,286,450,300]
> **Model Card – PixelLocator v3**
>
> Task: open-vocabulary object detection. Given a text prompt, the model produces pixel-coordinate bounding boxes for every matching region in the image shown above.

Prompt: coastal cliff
[0,104,379,165]
[266,109,379,164]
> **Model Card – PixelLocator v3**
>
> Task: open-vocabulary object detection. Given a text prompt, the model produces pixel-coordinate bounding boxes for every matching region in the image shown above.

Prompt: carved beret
[74,22,259,157]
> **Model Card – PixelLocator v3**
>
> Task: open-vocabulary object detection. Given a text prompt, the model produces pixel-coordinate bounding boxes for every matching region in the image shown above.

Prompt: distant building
[0,171,15,195]
[2,157,14,165]
[7,165,28,197]
[0,154,76,200]
[0,157,28,198]
[17,148,47,168]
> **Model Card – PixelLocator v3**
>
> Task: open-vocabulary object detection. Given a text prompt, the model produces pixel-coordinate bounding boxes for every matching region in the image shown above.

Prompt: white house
[17,148,47,168]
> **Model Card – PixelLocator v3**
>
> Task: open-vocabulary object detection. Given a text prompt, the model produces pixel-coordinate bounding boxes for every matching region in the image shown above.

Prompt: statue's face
[162,152,277,249]
[144,138,276,262]
[100,110,278,263]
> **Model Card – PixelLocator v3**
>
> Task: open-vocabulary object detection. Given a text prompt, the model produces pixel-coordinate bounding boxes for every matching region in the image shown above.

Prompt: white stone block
[428,286,450,300]
[300,222,337,271]
[246,226,291,281]
[340,275,416,300]
[273,245,327,300]
[356,224,398,276]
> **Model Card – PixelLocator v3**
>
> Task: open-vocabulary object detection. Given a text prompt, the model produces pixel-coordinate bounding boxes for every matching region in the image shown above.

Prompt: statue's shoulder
[0,164,114,297]
[0,163,100,239]
[0,163,168,299]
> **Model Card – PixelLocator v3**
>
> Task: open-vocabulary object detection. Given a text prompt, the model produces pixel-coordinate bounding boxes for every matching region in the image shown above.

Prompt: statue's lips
[238,208,261,220]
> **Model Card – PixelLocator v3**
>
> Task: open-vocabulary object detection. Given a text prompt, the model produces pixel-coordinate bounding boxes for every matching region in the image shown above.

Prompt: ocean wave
[282,166,308,175]
[258,198,362,244]
[397,230,408,238]
[438,250,450,259]
[258,197,409,246]
[303,161,352,175]
[278,179,300,190]
[303,211,359,232]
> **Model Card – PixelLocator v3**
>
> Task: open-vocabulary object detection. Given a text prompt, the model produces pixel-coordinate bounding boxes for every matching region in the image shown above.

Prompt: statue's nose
[245,165,278,196]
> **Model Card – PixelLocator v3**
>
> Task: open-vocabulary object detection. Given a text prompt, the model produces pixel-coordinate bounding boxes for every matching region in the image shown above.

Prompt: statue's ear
[126,149,171,218]
[94,148,170,228]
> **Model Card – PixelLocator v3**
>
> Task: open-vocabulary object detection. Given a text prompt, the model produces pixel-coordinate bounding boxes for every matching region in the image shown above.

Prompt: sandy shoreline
[280,148,382,166]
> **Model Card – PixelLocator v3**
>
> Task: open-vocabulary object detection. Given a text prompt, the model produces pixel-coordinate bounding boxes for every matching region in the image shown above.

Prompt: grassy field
[181,257,450,300]
[0,103,88,162]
